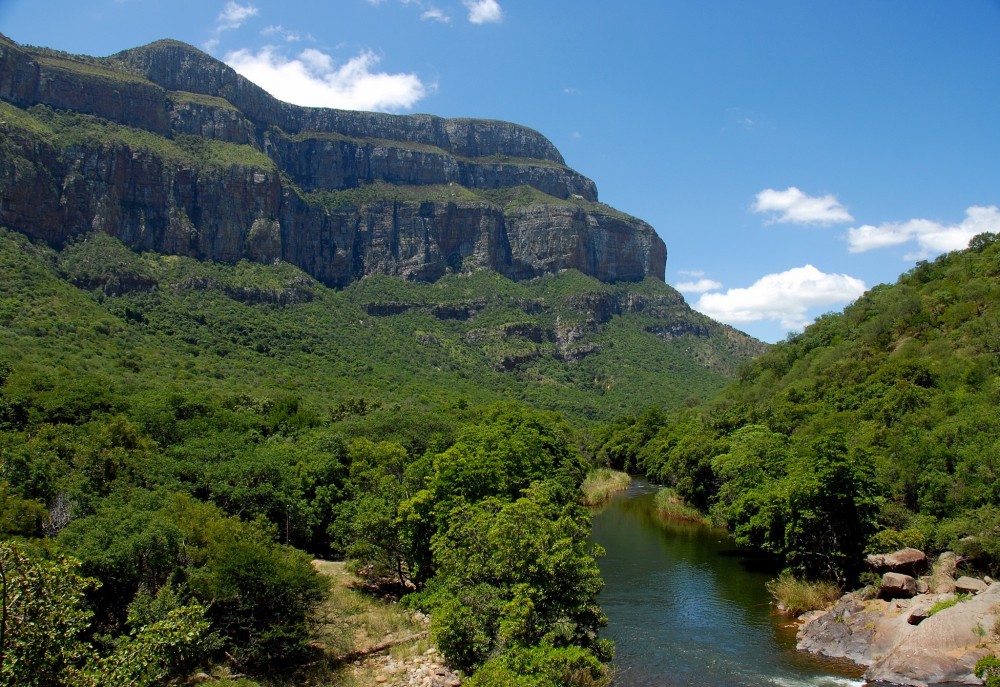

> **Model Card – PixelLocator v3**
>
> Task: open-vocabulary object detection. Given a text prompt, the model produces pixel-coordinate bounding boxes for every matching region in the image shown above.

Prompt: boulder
[799,584,1000,686]
[880,572,917,599]
[929,552,958,594]
[866,547,929,575]
[955,576,988,595]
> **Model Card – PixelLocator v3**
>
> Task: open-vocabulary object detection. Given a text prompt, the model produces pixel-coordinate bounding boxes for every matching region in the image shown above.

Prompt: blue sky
[2,0,999,342]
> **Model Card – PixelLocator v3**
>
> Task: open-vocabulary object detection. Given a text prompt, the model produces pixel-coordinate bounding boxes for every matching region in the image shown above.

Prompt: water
[590,479,864,687]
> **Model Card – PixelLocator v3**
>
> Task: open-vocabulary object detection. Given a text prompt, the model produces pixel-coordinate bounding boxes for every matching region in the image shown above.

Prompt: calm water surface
[590,479,864,687]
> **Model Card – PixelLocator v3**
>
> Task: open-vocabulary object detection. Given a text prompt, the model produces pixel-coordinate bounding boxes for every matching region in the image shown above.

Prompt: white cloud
[847,205,1000,259]
[421,7,451,22]
[217,1,258,31]
[695,265,866,331]
[752,186,854,226]
[675,278,723,294]
[225,46,427,112]
[261,25,309,42]
[464,0,503,24]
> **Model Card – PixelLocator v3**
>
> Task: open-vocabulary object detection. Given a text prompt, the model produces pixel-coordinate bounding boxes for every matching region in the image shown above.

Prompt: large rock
[0,35,667,287]
[866,547,929,576]
[880,572,918,599]
[798,583,1000,686]
[955,576,988,595]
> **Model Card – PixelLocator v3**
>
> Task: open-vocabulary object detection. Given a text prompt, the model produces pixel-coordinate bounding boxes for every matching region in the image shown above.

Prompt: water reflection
[591,480,863,687]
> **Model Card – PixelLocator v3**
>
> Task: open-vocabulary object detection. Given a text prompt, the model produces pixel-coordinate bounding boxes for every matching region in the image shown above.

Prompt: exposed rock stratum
[0,35,666,287]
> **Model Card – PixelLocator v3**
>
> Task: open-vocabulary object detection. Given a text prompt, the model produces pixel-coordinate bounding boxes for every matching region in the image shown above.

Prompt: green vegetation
[2,228,713,684]
[654,487,707,524]
[765,573,840,616]
[927,593,970,617]
[581,469,631,507]
[591,233,1000,584]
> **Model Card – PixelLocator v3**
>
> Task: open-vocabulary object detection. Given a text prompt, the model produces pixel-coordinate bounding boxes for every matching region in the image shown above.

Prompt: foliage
[975,655,1000,687]
[466,644,611,687]
[592,234,1000,582]
[71,604,209,687]
[0,542,94,687]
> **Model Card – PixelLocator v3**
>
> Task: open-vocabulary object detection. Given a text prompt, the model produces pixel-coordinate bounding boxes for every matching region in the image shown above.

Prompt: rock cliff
[0,35,665,286]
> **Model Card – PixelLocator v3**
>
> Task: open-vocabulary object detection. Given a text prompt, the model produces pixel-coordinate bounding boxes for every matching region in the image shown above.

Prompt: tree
[0,541,94,687]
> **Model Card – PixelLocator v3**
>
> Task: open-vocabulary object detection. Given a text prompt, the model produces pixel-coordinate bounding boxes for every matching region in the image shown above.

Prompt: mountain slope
[594,233,1000,579]
[0,229,765,425]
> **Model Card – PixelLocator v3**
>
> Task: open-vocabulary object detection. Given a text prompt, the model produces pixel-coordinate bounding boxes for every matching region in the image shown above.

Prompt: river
[590,478,865,687]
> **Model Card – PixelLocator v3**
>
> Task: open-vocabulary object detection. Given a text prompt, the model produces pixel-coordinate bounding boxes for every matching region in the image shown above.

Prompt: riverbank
[797,552,1000,686]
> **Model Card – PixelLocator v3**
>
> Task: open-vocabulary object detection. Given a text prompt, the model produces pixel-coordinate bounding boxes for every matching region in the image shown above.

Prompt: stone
[954,576,987,595]
[866,548,929,575]
[880,572,917,599]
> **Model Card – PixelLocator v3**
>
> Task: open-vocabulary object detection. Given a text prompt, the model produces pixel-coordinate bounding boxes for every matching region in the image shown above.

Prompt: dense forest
[0,228,630,686]
[592,232,1000,585]
[7,223,1000,686]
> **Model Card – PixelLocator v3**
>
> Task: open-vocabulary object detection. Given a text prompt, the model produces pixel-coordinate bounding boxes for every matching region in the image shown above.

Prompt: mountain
[0,34,769,421]
[0,35,664,287]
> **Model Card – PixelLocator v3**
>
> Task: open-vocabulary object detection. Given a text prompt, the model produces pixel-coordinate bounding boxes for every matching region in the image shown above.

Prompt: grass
[766,573,841,616]
[928,593,970,617]
[581,468,631,506]
[654,487,708,524]
[307,560,432,686]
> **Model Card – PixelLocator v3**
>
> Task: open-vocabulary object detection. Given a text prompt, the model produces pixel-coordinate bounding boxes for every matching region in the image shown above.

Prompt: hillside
[0,229,764,426]
[593,233,1000,582]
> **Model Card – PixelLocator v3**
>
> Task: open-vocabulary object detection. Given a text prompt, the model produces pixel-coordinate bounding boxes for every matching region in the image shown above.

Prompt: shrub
[766,573,840,616]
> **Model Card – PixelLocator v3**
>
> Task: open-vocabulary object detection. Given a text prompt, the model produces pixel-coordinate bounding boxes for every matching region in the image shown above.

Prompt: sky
[1,1,998,343]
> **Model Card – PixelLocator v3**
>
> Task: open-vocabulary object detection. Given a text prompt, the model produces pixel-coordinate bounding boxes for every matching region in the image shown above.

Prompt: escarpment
[0,35,665,286]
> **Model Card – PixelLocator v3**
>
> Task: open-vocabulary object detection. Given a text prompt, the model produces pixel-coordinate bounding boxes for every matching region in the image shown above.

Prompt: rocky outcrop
[0,35,665,287]
[798,553,1000,686]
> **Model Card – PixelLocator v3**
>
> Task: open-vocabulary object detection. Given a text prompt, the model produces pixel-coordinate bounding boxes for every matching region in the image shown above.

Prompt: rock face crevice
[0,35,665,286]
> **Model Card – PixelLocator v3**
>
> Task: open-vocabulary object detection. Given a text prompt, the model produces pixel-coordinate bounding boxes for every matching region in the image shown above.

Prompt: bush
[466,644,611,687]
[766,573,840,616]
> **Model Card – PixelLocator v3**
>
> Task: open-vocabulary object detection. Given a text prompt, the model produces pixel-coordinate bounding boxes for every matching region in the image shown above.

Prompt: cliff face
[0,35,666,286]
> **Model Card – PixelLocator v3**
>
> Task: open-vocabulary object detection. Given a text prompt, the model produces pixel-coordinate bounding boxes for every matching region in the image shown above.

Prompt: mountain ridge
[0,35,666,286]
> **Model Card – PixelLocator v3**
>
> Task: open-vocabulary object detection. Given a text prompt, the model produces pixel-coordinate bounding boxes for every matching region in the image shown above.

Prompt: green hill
[0,228,763,428]
[593,233,1000,582]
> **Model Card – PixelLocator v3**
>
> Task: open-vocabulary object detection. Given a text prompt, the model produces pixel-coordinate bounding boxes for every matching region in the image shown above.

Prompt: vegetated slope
[0,229,763,425]
[593,233,1000,583]
[0,227,625,685]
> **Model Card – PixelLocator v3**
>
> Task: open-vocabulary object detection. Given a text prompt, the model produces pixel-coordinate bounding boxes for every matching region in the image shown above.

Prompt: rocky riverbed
[797,550,1000,686]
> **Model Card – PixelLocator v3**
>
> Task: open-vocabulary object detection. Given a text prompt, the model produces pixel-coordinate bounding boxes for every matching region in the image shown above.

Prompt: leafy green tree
[466,644,610,687]
[0,541,94,687]
[426,483,607,671]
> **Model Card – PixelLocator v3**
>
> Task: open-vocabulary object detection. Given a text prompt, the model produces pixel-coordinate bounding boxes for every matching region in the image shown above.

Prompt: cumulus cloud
[675,277,723,294]
[694,265,866,331]
[752,187,853,226]
[217,1,258,31]
[847,205,1000,259]
[225,46,427,112]
[464,0,503,23]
